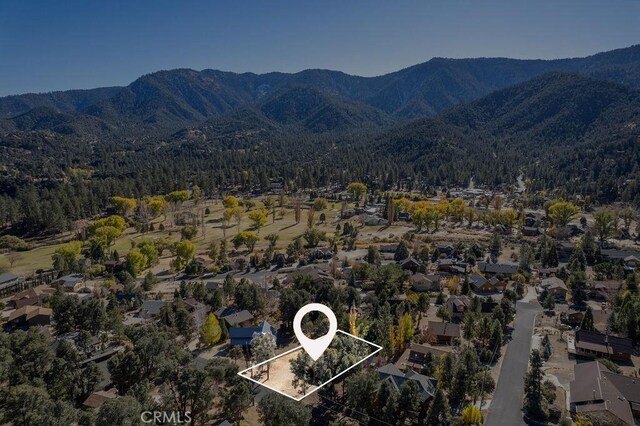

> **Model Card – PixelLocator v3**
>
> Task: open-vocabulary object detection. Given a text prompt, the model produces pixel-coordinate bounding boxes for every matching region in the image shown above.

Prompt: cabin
[541,277,568,300]
[410,273,441,292]
[591,280,622,302]
[396,343,448,372]
[5,305,52,329]
[425,321,461,345]
[215,307,254,328]
[377,364,435,415]
[8,285,56,309]
[138,300,166,319]
[399,257,422,273]
[447,295,471,321]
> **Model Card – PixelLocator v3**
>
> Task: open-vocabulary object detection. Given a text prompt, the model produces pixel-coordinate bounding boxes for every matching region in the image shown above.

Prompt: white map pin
[293,303,338,361]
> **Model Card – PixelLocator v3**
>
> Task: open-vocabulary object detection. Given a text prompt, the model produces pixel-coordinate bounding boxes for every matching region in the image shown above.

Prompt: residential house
[601,249,640,262]
[591,280,622,302]
[215,308,255,328]
[447,295,471,321]
[569,330,633,361]
[138,300,166,319]
[229,320,277,348]
[541,277,568,300]
[396,343,448,372]
[469,273,494,293]
[476,262,517,276]
[538,267,560,278]
[436,244,456,258]
[570,361,640,425]
[437,259,467,274]
[183,298,211,330]
[563,309,586,326]
[377,364,435,415]
[282,264,334,287]
[53,274,86,292]
[425,321,461,345]
[399,257,422,273]
[8,285,56,309]
[410,273,441,292]
[5,305,52,329]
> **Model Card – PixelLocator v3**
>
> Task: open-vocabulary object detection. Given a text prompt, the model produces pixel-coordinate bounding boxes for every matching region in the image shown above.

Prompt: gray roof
[139,300,166,316]
[570,361,640,426]
[56,274,84,287]
[377,363,435,401]
[218,309,254,327]
[229,320,276,346]
[477,262,517,275]
[0,272,19,285]
[541,276,567,291]
[469,273,488,286]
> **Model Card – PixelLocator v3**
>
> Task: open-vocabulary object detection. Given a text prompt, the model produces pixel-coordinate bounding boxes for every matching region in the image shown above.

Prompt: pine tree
[580,307,595,331]
[524,349,548,420]
[394,240,410,261]
[424,388,452,426]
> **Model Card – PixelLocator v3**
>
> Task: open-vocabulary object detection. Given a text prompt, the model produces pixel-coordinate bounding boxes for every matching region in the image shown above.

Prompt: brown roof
[592,281,623,292]
[570,361,640,425]
[541,277,567,291]
[427,321,461,338]
[10,285,55,301]
[8,305,52,322]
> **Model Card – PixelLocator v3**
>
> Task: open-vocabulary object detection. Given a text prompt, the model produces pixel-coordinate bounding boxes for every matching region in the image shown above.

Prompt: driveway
[485,300,542,426]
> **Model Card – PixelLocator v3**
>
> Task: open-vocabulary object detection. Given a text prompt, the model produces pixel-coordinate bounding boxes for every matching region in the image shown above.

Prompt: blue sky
[0,0,639,96]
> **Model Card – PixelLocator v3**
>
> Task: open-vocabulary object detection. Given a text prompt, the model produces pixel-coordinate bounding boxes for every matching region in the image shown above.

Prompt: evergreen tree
[424,388,452,426]
[580,307,595,332]
[394,240,410,261]
[524,349,548,420]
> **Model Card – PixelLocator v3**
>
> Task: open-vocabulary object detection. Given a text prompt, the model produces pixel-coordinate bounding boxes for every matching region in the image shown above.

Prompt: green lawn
[0,200,350,276]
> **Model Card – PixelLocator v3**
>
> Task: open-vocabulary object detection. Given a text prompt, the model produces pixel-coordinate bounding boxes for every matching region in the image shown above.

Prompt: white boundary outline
[237,329,382,401]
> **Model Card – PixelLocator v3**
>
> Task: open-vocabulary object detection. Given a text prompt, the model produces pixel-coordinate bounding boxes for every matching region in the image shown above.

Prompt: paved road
[485,301,541,426]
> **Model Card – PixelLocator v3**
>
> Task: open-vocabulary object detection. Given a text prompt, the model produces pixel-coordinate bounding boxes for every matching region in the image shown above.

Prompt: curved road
[485,301,541,426]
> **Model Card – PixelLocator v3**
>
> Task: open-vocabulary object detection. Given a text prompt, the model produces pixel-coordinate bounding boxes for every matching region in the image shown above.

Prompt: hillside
[442,72,640,143]
[1,44,639,128]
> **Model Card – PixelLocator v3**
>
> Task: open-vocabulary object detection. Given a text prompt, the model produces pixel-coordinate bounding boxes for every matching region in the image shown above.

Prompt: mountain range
[2,44,639,129]
[0,44,639,225]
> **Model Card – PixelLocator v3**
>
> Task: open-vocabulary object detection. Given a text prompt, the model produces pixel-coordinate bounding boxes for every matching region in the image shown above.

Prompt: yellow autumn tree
[248,208,268,233]
[462,404,483,425]
[201,313,222,346]
[110,196,137,216]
